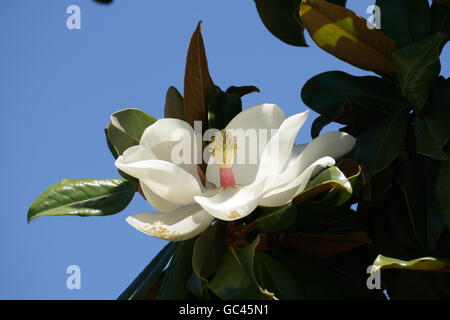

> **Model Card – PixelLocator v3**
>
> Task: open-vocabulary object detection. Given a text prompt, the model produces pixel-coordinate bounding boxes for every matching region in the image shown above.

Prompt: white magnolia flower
[115,104,355,241]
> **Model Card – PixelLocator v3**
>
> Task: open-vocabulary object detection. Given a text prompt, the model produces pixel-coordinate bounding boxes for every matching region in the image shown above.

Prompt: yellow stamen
[208,130,237,168]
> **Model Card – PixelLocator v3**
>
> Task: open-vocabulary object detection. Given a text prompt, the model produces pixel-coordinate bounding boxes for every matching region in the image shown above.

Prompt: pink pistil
[220,167,236,187]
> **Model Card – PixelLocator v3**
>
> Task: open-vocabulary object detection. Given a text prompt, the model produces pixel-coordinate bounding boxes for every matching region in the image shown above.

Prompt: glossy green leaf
[164,86,185,120]
[393,34,446,112]
[254,251,304,299]
[105,128,119,159]
[302,165,352,197]
[423,157,445,250]
[310,102,348,139]
[431,1,450,37]
[416,113,450,160]
[274,248,385,299]
[370,255,450,275]
[397,155,428,249]
[387,270,450,299]
[104,126,138,182]
[361,164,395,204]
[376,0,431,48]
[353,109,407,174]
[28,179,136,222]
[208,236,274,300]
[105,108,156,156]
[188,223,226,299]
[363,174,432,259]
[415,77,450,160]
[255,204,299,234]
[118,242,176,300]
[157,239,196,300]
[301,71,402,137]
[207,92,242,130]
[437,146,450,230]
[254,0,307,47]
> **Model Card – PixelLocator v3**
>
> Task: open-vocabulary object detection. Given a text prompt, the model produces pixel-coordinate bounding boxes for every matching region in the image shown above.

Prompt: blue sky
[1,0,448,299]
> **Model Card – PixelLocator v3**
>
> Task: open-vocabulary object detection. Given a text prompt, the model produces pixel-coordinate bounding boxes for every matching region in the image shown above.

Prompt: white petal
[290,144,308,159]
[259,156,335,207]
[117,159,203,204]
[296,132,356,173]
[206,104,286,187]
[261,144,308,193]
[120,145,157,162]
[126,205,214,241]
[194,181,266,221]
[264,132,355,194]
[225,103,285,132]
[255,111,309,184]
[139,118,202,180]
[139,181,179,212]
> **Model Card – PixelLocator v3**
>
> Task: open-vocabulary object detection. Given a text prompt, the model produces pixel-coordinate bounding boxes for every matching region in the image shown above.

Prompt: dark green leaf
[254,0,307,47]
[353,110,407,174]
[359,182,428,259]
[164,86,185,120]
[397,155,428,249]
[415,77,450,160]
[301,71,402,137]
[361,164,395,203]
[118,242,176,300]
[431,1,450,36]
[207,92,242,130]
[208,237,274,300]
[387,270,450,299]
[255,204,300,234]
[311,102,347,139]
[376,0,431,48]
[272,231,372,260]
[104,126,138,182]
[254,251,304,299]
[393,34,446,112]
[273,248,385,299]
[416,113,450,160]
[188,223,226,299]
[226,85,260,97]
[437,146,450,230]
[157,239,196,300]
[105,128,119,159]
[28,179,136,222]
[423,157,445,248]
[105,108,156,156]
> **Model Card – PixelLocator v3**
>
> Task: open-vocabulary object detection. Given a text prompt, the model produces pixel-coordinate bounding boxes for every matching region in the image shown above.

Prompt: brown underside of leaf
[183,21,217,133]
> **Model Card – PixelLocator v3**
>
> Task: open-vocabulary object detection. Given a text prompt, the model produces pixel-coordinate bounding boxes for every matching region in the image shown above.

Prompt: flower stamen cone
[209,130,237,187]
